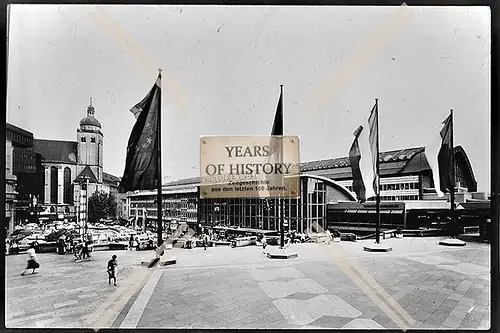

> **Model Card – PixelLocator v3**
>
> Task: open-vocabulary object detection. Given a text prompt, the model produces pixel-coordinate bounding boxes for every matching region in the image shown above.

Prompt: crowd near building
[5,100,125,234]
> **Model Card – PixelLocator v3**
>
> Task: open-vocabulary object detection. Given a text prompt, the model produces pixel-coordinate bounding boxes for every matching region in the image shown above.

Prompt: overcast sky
[7,5,490,193]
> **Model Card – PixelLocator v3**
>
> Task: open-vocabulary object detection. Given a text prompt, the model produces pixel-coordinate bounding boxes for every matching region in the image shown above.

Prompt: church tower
[77,98,103,183]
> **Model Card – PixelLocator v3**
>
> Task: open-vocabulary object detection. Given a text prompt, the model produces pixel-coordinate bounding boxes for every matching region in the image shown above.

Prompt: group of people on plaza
[128,234,155,251]
[184,233,211,250]
[11,221,343,284]
[56,234,93,261]
[256,229,342,251]
[189,226,341,251]
[15,238,119,286]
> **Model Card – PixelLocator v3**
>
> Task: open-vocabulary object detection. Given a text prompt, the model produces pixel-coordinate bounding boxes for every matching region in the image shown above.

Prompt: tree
[88,191,117,223]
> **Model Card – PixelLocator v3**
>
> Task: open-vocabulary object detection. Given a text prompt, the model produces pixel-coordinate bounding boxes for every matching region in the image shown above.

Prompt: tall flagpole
[280,85,285,249]
[157,69,163,246]
[375,98,381,244]
[450,109,455,237]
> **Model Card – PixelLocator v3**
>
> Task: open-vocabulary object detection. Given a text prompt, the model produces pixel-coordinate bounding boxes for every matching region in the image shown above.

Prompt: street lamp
[34,195,39,225]
[80,176,90,238]
[85,176,90,238]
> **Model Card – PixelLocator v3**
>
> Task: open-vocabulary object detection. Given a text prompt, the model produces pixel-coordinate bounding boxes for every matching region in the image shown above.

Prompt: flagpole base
[266,247,298,259]
[363,243,393,252]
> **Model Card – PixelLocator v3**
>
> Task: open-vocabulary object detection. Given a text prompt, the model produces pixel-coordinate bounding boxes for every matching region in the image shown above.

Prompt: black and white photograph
[5,4,492,330]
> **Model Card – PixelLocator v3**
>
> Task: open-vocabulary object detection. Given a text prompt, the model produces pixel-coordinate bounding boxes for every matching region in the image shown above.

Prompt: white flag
[425,122,445,197]
[357,124,377,200]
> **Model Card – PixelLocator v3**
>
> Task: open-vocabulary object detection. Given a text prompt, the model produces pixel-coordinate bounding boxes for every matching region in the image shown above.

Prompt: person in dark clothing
[57,237,66,255]
[107,255,118,286]
[81,239,90,259]
[129,234,134,250]
[74,239,82,261]
[203,234,209,250]
[21,245,39,276]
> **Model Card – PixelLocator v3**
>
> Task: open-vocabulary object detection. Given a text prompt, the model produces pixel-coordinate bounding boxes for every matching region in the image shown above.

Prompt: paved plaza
[6,249,150,328]
[6,237,491,330]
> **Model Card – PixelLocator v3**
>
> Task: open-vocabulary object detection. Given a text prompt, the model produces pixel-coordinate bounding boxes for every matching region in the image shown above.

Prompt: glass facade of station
[198,178,329,233]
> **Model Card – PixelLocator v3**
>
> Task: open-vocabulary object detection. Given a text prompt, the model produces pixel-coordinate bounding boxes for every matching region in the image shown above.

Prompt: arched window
[63,167,72,204]
[50,166,58,204]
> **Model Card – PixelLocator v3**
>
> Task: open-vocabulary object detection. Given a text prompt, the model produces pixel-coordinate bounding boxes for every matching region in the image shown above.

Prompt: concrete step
[140,254,158,267]
[159,256,177,266]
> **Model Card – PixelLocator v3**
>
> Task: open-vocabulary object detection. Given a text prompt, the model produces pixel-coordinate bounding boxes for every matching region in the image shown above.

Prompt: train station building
[127,145,490,236]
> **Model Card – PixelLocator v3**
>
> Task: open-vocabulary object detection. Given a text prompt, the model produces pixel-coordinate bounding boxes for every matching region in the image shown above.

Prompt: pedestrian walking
[261,234,267,253]
[21,244,40,276]
[81,238,90,260]
[107,254,118,286]
[325,230,332,245]
[11,240,19,255]
[74,239,82,261]
[203,234,208,250]
[67,236,73,254]
[129,234,134,250]
[57,236,65,255]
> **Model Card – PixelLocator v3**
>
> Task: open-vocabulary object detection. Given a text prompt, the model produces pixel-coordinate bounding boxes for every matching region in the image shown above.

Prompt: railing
[328,221,403,231]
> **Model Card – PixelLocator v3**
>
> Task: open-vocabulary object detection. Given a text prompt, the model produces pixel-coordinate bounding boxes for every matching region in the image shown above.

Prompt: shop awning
[346,209,358,214]
[390,210,404,214]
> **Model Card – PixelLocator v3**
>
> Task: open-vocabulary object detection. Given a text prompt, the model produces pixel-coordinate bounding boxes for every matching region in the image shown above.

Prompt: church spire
[87,97,95,116]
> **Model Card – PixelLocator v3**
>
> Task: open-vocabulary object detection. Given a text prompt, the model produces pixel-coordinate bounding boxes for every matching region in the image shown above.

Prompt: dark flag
[349,126,367,202]
[266,86,284,187]
[438,114,453,193]
[271,87,283,136]
[118,74,161,193]
[367,101,379,195]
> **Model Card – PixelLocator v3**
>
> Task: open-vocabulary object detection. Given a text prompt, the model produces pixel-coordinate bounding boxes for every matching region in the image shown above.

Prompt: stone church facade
[34,99,121,221]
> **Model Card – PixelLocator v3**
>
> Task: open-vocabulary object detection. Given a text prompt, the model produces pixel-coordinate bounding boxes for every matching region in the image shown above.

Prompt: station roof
[300,147,424,172]
[161,146,428,189]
